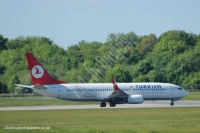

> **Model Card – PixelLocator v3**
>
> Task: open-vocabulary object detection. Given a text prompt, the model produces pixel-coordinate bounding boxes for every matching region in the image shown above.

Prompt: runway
[0,101,200,111]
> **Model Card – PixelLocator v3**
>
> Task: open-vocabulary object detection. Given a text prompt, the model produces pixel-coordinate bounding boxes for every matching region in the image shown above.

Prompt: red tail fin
[26,52,67,85]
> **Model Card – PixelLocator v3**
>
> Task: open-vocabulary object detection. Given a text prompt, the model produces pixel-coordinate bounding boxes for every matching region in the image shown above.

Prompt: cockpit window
[178,88,182,90]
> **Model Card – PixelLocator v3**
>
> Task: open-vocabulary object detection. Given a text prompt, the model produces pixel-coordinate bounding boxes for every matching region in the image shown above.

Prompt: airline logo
[135,85,162,89]
[31,65,44,78]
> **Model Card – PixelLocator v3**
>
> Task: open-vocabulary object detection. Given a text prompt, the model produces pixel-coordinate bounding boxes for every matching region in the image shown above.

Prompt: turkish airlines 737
[15,52,188,107]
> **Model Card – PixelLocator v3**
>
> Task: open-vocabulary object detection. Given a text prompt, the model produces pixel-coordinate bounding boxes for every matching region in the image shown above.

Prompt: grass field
[0,92,199,107]
[0,107,200,133]
[0,96,99,107]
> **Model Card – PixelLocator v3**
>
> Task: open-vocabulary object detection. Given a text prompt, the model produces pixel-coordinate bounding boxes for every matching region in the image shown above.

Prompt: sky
[0,0,200,49]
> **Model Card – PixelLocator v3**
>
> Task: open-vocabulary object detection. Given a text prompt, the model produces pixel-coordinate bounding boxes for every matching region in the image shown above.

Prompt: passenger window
[178,88,182,90]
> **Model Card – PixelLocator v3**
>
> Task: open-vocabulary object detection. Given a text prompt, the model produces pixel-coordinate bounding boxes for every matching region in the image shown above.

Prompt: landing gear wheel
[109,102,116,107]
[100,102,106,107]
[170,102,174,106]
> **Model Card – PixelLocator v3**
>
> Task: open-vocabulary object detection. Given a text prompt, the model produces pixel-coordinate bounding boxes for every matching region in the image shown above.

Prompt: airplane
[15,52,189,107]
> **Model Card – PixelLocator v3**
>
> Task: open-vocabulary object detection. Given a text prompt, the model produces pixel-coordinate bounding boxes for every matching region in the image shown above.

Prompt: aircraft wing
[105,78,128,100]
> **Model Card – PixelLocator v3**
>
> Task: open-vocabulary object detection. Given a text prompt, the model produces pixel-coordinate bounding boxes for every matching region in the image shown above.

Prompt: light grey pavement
[0,101,200,111]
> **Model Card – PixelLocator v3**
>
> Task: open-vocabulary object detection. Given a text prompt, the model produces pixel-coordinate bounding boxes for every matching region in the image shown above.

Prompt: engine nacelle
[127,95,143,104]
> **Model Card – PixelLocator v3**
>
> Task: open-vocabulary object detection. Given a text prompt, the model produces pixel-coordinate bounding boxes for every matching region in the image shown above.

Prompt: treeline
[0,30,200,93]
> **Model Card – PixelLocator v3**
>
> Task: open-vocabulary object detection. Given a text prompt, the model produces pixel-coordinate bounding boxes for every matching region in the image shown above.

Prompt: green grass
[182,92,200,101]
[0,107,200,133]
[0,96,98,107]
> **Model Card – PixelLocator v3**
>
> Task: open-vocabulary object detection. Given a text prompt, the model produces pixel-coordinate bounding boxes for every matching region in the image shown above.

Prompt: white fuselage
[33,83,188,102]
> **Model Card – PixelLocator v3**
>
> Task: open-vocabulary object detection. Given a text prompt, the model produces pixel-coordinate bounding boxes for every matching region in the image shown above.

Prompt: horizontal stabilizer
[14,84,34,89]
[34,84,46,90]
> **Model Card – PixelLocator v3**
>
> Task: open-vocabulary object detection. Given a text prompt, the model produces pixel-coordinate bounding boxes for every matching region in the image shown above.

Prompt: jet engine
[127,95,143,104]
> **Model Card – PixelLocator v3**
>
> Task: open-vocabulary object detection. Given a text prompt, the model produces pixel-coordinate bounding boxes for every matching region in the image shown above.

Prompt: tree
[0,30,199,91]
[147,70,164,82]
[0,65,6,75]
[79,41,102,61]
[138,60,154,75]
[188,72,200,90]
[0,82,7,93]
[66,44,83,69]
[106,33,118,43]
[136,34,158,56]
[159,30,196,46]
[190,78,200,90]
[134,75,150,82]
[0,35,8,50]
[0,65,7,93]
[118,31,138,45]
[6,36,25,49]
[7,75,20,93]
[104,64,132,82]
[119,47,142,65]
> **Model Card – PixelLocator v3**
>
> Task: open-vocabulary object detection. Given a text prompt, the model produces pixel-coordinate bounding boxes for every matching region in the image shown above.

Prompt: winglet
[111,78,120,90]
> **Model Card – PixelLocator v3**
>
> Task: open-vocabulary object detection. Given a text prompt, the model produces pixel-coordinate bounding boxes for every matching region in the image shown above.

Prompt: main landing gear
[109,102,116,107]
[100,102,106,107]
[100,102,116,107]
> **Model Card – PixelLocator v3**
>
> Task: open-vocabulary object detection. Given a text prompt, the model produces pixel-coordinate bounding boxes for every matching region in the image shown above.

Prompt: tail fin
[26,52,67,85]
